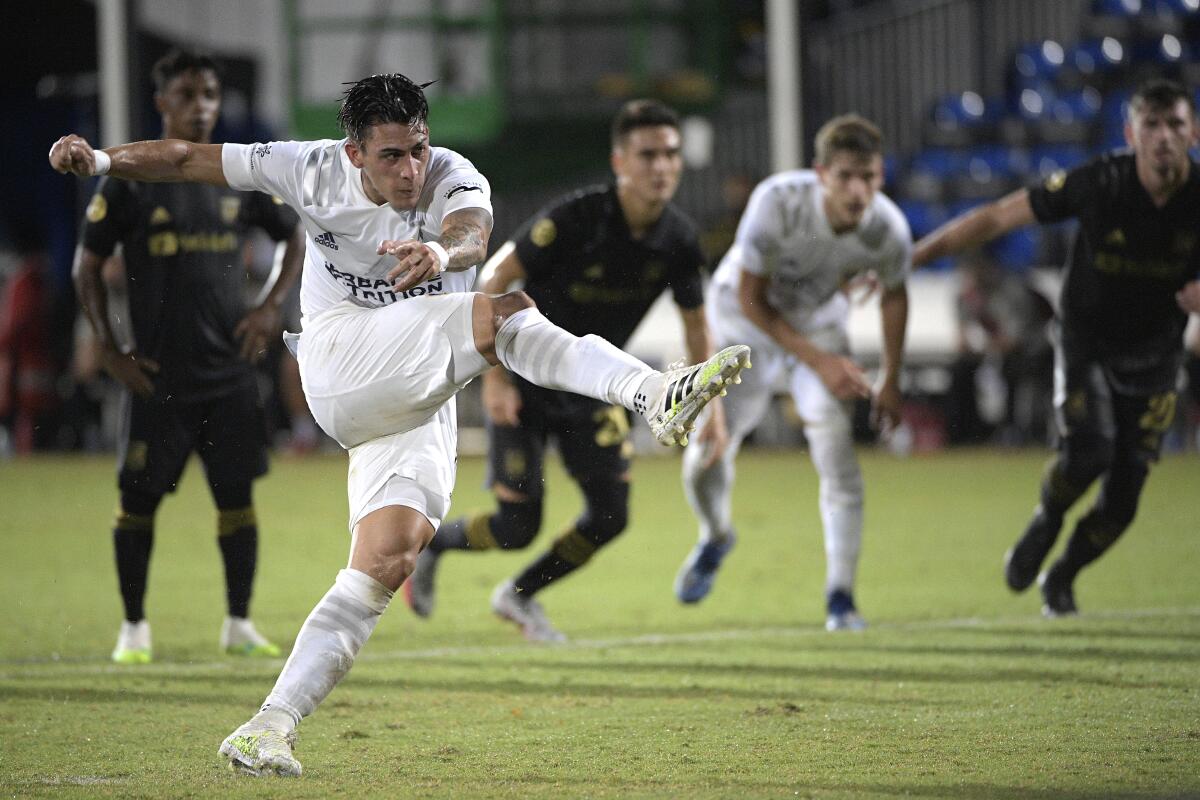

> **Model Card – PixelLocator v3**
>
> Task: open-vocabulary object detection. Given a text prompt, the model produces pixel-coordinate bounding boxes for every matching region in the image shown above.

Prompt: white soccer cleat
[490,580,566,643]
[112,620,152,665]
[220,617,282,658]
[219,714,302,778]
[825,589,867,632]
[635,346,752,446]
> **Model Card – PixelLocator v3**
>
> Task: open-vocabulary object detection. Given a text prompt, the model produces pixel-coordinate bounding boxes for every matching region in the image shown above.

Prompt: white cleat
[219,715,302,778]
[635,345,752,446]
[220,617,282,658]
[112,620,152,665]
[490,580,567,643]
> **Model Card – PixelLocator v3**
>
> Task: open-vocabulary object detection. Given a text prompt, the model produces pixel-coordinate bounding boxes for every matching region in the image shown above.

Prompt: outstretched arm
[913,188,1035,268]
[49,135,227,186]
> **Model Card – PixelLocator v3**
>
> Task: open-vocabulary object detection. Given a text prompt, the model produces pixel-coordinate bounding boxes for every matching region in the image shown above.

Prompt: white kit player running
[674,114,911,632]
[49,73,749,778]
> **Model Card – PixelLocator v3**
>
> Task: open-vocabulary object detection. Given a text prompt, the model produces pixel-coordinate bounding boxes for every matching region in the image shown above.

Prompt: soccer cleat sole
[111,648,152,665]
[224,642,282,658]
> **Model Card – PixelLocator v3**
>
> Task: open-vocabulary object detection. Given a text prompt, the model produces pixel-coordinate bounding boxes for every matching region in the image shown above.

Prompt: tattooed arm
[381,207,494,291]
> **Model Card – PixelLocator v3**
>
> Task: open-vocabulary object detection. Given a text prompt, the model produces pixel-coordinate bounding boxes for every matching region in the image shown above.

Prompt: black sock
[431,517,470,553]
[513,527,598,595]
[218,508,258,619]
[513,551,577,595]
[113,527,154,622]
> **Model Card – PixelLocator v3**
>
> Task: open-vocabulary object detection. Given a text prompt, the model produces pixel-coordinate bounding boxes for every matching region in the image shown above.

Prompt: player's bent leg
[677,359,769,604]
[1039,452,1150,617]
[1005,433,1113,592]
[481,293,751,446]
[221,504,428,776]
[677,432,741,604]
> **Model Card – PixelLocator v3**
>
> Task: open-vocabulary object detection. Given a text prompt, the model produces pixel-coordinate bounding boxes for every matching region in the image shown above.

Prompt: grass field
[1,448,1198,798]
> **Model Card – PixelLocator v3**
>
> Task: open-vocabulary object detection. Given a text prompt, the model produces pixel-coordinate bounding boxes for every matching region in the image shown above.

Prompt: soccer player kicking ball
[50,73,749,778]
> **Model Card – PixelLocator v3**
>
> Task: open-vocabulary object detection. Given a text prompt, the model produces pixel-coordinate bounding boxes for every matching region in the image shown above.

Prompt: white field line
[2,605,1198,681]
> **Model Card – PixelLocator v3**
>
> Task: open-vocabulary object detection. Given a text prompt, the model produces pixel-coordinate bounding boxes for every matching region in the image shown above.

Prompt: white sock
[259,568,393,729]
[494,307,655,411]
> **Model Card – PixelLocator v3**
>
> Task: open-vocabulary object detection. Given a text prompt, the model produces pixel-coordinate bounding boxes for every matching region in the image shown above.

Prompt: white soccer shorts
[296,293,487,449]
[290,293,489,531]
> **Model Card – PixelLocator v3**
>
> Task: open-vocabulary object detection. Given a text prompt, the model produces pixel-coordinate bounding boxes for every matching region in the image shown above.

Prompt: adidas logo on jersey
[314,231,339,250]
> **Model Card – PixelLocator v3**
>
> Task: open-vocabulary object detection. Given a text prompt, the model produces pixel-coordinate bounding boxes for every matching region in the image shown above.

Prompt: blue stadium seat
[1068,38,1129,78]
[1029,145,1089,176]
[965,144,1027,179]
[1011,83,1056,120]
[1100,88,1133,127]
[1132,33,1190,64]
[931,92,1000,128]
[898,199,948,240]
[1152,0,1199,15]
[1091,0,1143,15]
[1013,41,1067,84]
[909,148,964,180]
[987,228,1042,272]
[1054,88,1103,122]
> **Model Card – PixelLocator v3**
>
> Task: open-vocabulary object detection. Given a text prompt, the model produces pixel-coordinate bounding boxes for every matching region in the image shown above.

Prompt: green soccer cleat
[637,345,751,447]
[219,719,301,778]
[111,620,152,665]
[220,617,282,658]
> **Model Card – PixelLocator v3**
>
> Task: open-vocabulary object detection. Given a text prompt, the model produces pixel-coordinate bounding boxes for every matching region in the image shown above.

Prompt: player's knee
[118,490,162,519]
[491,291,537,330]
[492,498,543,549]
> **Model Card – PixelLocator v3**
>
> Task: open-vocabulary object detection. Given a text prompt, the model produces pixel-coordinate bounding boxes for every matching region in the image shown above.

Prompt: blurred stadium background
[3,0,1200,457]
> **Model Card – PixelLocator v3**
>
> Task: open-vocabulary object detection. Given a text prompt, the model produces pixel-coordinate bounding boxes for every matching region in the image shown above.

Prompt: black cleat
[1004,507,1062,592]
[1038,562,1078,618]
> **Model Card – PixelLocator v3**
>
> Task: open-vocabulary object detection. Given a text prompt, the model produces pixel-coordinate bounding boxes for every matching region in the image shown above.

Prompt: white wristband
[93,150,112,176]
[425,241,450,273]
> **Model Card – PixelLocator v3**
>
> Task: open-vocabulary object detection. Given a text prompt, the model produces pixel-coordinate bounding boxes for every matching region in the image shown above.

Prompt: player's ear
[153,93,167,116]
[345,140,365,168]
[1123,120,1135,149]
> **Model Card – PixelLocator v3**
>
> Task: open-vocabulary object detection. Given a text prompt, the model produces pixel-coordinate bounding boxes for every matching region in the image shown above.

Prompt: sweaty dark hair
[611,99,680,147]
[813,114,883,166]
[151,48,222,93]
[338,74,434,146]
[1129,77,1196,117]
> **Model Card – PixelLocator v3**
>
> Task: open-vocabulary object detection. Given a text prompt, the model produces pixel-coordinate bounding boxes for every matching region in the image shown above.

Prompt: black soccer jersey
[512,184,705,348]
[81,178,298,399]
[1027,152,1200,361]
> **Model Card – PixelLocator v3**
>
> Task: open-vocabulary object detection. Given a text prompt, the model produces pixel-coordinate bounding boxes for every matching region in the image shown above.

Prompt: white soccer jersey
[710,170,911,332]
[222,140,492,318]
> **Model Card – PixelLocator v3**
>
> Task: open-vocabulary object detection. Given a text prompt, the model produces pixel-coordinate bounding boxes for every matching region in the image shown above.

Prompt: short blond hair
[813,114,883,166]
